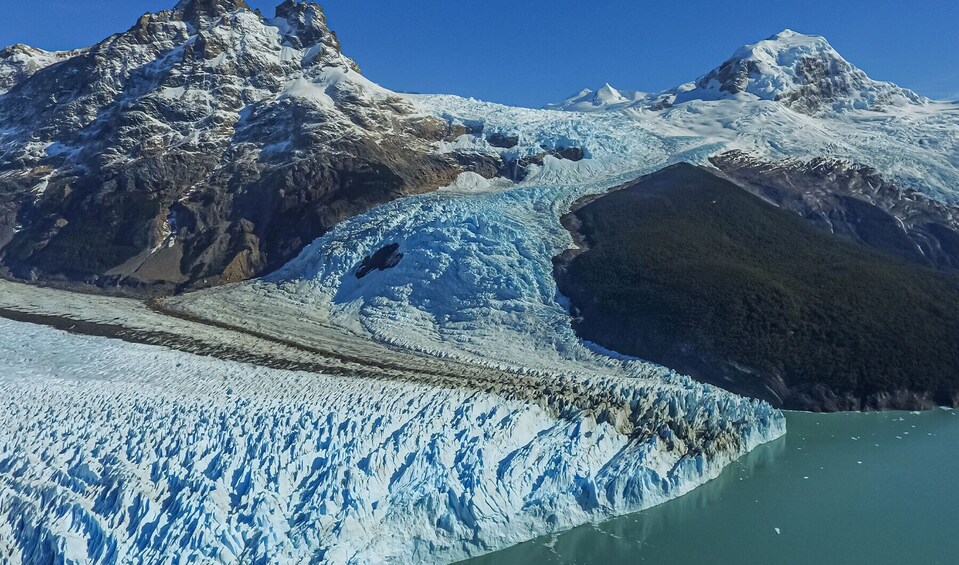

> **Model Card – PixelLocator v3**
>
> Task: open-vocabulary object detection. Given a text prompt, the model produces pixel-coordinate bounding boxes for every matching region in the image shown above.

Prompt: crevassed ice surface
[6,92,957,563]
[187,93,959,372]
[154,92,958,563]
[0,319,781,564]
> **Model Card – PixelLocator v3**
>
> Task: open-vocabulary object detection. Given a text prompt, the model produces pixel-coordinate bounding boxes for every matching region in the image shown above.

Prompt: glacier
[3,15,959,563]
[150,83,959,562]
[109,86,943,562]
[0,316,782,564]
[173,88,959,373]
[4,77,956,565]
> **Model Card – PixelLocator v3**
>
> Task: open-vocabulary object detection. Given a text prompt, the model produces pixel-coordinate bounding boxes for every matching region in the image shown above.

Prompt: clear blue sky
[1,0,957,107]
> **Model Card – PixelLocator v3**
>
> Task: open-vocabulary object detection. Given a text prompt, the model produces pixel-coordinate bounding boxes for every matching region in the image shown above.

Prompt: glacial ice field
[144,92,959,561]
[3,86,958,563]
[0,316,782,564]
[176,92,959,375]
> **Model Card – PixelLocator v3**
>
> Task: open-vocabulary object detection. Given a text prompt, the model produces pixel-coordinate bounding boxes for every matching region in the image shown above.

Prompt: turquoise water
[467,410,959,565]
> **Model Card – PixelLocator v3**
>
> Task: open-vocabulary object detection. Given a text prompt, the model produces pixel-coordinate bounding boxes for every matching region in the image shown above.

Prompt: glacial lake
[467,409,959,565]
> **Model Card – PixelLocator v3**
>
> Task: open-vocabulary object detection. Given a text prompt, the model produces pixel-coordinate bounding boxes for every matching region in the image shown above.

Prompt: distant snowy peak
[544,83,645,111]
[550,29,927,114]
[683,29,926,112]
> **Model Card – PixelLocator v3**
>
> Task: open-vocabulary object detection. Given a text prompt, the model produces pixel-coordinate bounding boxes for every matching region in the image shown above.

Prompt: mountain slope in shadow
[554,163,959,410]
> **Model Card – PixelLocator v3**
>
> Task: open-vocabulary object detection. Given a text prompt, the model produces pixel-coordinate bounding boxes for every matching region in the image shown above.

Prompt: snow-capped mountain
[543,83,646,112]
[0,44,81,95]
[0,9,952,293]
[0,0,494,290]
[679,29,927,112]
[550,30,928,114]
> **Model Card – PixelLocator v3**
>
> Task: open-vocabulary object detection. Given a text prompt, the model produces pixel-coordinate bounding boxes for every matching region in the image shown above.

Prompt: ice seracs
[0,316,784,564]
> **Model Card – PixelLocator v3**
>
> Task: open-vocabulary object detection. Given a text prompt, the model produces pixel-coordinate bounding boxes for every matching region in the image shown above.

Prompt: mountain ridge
[0,0,495,292]
[548,29,928,114]
[1,5,956,296]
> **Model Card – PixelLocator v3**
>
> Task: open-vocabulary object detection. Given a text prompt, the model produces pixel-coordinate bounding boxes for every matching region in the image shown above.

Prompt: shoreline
[0,278,785,562]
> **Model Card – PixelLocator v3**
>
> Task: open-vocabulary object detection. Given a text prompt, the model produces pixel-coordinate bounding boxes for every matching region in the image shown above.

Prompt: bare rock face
[711,150,959,270]
[0,1,493,293]
[355,243,403,279]
[176,0,251,29]
[0,44,82,95]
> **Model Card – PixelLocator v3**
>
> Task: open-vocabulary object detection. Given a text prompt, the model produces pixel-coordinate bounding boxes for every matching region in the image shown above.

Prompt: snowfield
[0,317,782,564]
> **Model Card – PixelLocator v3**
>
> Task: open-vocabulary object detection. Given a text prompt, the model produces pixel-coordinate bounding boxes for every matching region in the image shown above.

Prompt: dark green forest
[559,163,959,407]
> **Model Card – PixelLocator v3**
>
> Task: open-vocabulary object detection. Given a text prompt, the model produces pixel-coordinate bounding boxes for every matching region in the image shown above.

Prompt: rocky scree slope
[0,0,496,292]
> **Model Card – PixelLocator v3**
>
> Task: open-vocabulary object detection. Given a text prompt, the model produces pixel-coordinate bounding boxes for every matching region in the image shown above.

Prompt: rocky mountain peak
[701,29,851,96]
[685,29,926,112]
[274,0,331,41]
[0,43,78,95]
[0,0,491,292]
[549,29,927,115]
[0,43,41,57]
[175,0,251,29]
[272,0,359,72]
